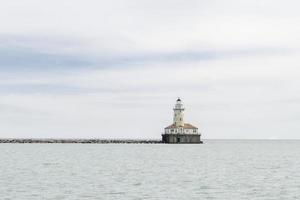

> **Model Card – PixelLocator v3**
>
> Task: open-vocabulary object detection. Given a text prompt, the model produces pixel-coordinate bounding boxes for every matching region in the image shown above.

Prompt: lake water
[1,140,300,200]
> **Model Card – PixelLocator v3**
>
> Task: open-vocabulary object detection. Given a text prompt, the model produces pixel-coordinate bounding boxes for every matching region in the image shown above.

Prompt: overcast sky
[0,0,300,139]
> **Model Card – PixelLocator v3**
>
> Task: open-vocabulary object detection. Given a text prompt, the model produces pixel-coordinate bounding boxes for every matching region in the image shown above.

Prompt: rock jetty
[0,139,162,144]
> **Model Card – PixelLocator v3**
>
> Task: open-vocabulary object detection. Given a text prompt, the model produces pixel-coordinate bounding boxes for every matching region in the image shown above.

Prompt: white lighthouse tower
[162,98,202,143]
[173,98,184,127]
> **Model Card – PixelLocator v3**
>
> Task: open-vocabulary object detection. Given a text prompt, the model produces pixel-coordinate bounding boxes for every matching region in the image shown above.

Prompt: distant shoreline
[0,139,162,144]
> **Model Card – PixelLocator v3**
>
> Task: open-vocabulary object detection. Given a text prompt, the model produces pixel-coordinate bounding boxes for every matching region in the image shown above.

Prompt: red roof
[165,123,198,129]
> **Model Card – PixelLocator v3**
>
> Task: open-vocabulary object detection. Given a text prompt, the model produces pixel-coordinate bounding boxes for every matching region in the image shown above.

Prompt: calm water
[1,140,300,200]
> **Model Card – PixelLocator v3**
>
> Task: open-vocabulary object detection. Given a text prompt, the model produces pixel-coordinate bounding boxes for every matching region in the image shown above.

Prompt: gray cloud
[0,35,297,71]
[0,48,92,70]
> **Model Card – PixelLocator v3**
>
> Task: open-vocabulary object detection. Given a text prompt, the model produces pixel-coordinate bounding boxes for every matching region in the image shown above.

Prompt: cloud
[0,35,94,70]
[0,34,297,71]
[0,48,92,70]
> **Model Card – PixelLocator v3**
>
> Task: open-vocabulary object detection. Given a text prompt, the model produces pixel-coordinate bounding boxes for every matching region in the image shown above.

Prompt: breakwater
[0,139,162,144]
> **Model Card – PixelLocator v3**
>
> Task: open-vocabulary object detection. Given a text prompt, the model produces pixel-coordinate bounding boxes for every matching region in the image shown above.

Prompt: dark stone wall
[0,139,162,144]
[161,134,202,144]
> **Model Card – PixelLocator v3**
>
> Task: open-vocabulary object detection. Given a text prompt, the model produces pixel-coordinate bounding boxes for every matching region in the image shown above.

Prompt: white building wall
[165,128,198,134]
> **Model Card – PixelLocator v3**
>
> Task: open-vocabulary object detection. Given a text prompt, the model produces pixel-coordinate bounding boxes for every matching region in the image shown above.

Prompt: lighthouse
[162,98,202,143]
[173,98,184,127]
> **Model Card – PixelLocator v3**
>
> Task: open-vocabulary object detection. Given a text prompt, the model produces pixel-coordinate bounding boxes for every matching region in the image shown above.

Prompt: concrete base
[161,134,202,144]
